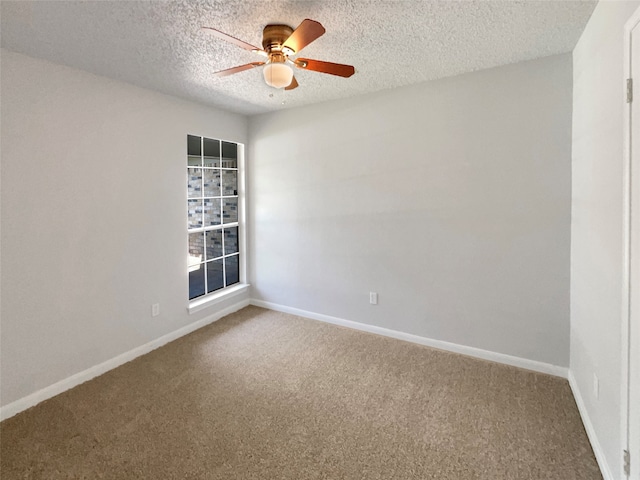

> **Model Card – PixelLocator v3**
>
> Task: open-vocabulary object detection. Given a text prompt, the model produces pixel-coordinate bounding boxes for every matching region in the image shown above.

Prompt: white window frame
[187,134,248,314]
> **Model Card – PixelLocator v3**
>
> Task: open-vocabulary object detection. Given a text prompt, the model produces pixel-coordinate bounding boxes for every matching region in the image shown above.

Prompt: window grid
[188,135,240,300]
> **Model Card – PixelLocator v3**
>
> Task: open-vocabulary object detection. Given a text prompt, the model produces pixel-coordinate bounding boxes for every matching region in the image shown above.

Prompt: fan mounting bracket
[262,24,294,54]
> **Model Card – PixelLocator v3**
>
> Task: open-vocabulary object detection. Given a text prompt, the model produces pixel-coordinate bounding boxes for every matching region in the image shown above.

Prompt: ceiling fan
[202,19,355,90]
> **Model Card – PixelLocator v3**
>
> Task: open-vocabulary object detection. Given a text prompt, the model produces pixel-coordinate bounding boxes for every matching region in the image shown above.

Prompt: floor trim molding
[250,299,568,378]
[568,371,613,480]
[0,298,250,421]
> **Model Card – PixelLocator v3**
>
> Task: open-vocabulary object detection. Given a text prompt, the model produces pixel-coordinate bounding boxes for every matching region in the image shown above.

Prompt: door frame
[623,6,640,479]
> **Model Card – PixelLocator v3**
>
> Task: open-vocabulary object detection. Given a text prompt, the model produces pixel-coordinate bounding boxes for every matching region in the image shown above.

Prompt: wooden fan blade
[213,62,265,77]
[294,58,355,78]
[285,76,299,90]
[202,27,263,52]
[282,19,325,54]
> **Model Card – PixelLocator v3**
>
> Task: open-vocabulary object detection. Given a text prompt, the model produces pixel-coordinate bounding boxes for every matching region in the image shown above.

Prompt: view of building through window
[187,135,240,300]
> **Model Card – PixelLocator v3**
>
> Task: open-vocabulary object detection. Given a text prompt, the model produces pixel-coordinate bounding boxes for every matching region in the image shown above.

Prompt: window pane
[204,157,220,168]
[222,198,238,224]
[189,264,205,299]
[221,170,237,196]
[225,255,239,286]
[203,169,221,197]
[188,168,202,198]
[188,199,203,229]
[204,137,220,158]
[206,259,224,293]
[204,198,221,226]
[204,138,220,167]
[188,135,201,157]
[224,227,239,255]
[221,141,237,168]
[189,232,204,266]
[206,229,223,260]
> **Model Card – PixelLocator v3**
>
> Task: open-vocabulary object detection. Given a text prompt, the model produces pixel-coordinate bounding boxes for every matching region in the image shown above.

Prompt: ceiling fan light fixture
[263,62,294,89]
[207,19,355,91]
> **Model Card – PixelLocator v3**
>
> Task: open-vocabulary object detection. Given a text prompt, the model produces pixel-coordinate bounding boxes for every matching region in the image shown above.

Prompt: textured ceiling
[1,0,596,116]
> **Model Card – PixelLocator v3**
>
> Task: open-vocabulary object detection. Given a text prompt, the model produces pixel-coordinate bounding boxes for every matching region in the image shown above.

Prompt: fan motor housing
[262,24,294,53]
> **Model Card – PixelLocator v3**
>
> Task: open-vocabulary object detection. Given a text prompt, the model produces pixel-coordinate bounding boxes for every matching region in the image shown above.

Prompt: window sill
[187,283,250,315]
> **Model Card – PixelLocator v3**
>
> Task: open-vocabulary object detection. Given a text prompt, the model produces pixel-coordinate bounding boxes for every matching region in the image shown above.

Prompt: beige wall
[0,50,249,407]
[249,54,573,368]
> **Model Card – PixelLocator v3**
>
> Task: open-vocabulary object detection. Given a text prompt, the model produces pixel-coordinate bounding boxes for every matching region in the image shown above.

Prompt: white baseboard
[250,299,568,378]
[0,298,250,422]
[568,371,613,480]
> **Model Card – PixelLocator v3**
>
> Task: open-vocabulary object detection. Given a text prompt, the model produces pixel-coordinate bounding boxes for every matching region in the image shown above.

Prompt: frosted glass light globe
[263,62,294,89]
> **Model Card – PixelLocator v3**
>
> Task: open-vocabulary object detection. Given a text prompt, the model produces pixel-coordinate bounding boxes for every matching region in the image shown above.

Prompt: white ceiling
[1,0,596,116]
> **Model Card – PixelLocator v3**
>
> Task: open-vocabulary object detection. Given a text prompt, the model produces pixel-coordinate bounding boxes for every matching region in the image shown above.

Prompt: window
[187,134,242,301]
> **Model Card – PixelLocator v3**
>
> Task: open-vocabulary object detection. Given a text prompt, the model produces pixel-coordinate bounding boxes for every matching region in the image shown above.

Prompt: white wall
[571,2,640,479]
[0,50,248,407]
[249,54,573,368]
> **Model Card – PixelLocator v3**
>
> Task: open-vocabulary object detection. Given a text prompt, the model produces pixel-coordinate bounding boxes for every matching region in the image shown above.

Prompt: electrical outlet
[593,373,599,400]
[152,303,160,317]
[369,292,378,305]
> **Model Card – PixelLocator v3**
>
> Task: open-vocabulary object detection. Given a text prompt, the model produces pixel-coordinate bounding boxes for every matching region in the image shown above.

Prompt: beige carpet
[1,306,601,479]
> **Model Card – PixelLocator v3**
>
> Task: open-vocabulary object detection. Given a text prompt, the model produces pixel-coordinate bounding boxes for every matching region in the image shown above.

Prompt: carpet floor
[1,306,601,479]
